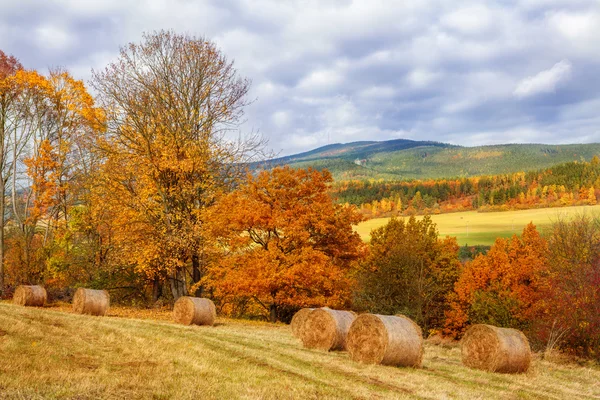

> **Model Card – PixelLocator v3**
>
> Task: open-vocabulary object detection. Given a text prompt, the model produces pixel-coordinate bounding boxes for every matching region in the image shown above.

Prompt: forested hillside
[334,156,600,218]
[267,140,600,181]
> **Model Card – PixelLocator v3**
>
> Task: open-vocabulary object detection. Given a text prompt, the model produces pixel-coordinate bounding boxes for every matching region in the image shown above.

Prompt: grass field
[1,302,600,399]
[356,204,600,246]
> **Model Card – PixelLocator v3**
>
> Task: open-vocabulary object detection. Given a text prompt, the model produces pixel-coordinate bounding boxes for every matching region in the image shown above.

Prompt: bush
[543,214,600,359]
[356,216,461,334]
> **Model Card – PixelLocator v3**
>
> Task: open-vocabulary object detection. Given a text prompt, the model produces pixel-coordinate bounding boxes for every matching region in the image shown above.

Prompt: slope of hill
[264,140,600,181]
[1,302,599,399]
[268,139,453,163]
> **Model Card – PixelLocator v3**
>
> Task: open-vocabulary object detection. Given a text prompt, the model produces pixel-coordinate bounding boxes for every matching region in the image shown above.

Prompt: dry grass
[1,302,600,399]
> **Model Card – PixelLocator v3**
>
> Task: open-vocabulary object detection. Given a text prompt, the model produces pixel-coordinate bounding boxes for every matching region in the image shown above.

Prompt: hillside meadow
[1,302,600,400]
[355,204,600,245]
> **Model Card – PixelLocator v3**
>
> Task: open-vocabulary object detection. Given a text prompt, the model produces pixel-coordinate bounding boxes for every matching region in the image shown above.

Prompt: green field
[356,204,600,246]
[1,302,599,399]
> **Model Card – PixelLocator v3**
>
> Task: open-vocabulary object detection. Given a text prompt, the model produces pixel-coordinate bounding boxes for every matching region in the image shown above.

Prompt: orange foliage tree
[207,167,365,322]
[444,223,549,338]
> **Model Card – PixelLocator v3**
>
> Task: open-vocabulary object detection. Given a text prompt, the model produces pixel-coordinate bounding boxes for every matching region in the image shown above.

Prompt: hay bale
[300,308,356,351]
[72,288,110,316]
[461,324,531,373]
[173,296,216,326]
[347,314,423,367]
[290,308,314,338]
[13,285,47,307]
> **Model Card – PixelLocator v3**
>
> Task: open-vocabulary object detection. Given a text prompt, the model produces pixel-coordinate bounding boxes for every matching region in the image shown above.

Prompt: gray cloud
[1,0,599,155]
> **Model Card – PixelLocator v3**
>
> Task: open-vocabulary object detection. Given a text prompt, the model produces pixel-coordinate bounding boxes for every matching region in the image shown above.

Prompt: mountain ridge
[260,139,600,181]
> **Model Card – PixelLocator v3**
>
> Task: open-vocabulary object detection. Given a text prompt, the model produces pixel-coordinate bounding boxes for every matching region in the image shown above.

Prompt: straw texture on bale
[347,314,423,367]
[13,285,47,307]
[290,308,314,338]
[300,308,356,351]
[461,324,531,373]
[72,288,110,316]
[173,296,216,326]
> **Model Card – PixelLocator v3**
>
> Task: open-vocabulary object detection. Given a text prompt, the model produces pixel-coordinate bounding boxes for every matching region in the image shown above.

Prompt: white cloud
[440,5,494,35]
[359,86,396,99]
[290,133,321,149]
[320,97,360,128]
[297,69,344,92]
[548,11,599,41]
[546,10,600,58]
[513,60,572,98]
[271,111,290,128]
[407,68,440,88]
[2,0,600,155]
[35,24,76,51]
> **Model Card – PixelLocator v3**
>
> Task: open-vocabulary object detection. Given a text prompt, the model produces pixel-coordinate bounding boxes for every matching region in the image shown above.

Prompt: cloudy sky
[1,0,599,155]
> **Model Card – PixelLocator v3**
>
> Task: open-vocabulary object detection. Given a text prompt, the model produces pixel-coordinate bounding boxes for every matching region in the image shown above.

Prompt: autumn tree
[0,56,105,290]
[0,50,24,292]
[207,166,365,322]
[0,53,58,290]
[544,214,600,358]
[444,223,549,338]
[91,31,264,300]
[356,216,461,334]
[29,69,104,287]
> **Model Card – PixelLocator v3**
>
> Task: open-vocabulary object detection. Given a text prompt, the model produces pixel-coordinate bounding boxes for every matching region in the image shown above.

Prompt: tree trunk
[191,254,204,297]
[0,184,4,294]
[269,304,278,323]
[152,276,162,302]
[169,268,187,300]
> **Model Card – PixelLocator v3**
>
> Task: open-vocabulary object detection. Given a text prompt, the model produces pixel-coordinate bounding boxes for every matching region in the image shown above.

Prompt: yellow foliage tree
[90,31,264,299]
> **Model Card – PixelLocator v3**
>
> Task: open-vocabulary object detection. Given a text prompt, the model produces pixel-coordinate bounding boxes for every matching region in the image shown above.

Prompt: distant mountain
[267,139,453,163]
[258,139,600,181]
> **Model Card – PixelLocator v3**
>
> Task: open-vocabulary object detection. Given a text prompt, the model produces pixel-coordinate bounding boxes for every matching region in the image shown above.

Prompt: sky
[1,0,599,156]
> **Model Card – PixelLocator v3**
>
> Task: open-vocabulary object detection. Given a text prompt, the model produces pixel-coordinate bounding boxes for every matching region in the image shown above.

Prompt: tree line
[358,215,600,359]
[333,159,600,218]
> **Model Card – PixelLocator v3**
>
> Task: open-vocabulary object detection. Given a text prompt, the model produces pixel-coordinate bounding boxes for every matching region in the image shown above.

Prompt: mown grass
[1,302,600,399]
[356,204,600,245]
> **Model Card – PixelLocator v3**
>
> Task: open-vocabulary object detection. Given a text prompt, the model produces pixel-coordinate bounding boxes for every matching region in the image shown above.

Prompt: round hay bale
[347,314,423,367]
[72,288,110,316]
[173,296,216,326]
[13,285,47,307]
[290,308,314,338]
[300,308,356,351]
[461,324,531,373]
